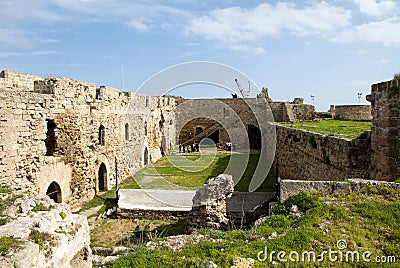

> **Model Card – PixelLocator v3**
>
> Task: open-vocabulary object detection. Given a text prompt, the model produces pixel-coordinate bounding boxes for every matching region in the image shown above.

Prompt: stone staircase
[283,103,296,122]
[181,123,220,146]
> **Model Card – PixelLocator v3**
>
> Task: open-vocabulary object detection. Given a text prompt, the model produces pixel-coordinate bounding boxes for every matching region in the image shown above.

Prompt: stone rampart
[275,125,371,181]
[367,78,400,181]
[0,70,177,208]
[0,70,43,91]
[175,98,273,150]
[280,179,400,201]
[333,105,372,121]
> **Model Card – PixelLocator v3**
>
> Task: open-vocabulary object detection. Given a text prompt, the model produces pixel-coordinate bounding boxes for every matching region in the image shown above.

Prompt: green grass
[0,185,12,194]
[76,189,117,217]
[110,191,400,267]
[280,118,372,139]
[32,203,50,212]
[81,151,275,215]
[0,186,24,226]
[123,151,276,192]
[0,237,20,256]
[29,230,53,250]
[119,176,141,189]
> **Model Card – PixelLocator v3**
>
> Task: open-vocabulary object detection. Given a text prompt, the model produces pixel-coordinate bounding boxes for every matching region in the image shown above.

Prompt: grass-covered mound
[110,189,400,267]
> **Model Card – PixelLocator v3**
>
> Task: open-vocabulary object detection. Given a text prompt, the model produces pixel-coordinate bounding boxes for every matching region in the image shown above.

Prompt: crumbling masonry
[0,70,179,209]
[0,70,399,210]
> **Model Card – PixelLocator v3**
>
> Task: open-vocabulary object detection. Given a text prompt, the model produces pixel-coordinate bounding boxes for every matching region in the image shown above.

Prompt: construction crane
[234,78,250,98]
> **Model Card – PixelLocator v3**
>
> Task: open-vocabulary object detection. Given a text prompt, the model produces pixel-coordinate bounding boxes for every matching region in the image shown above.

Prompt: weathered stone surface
[231,257,255,268]
[146,233,221,251]
[0,70,178,208]
[0,192,92,268]
[204,261,218,268]
[186,174,234,232]
[192,174,234,207]
[367,79,400,181]
[280,179,400,201]
[92,255,119,266]
[274,125,371,182]
[333,105,372,121]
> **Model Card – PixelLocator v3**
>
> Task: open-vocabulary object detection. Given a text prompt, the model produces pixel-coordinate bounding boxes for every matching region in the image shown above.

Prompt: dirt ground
[89,217,184,248]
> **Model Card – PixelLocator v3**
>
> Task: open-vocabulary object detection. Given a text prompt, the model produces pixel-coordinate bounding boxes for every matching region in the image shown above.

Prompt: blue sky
[1,0,399,111]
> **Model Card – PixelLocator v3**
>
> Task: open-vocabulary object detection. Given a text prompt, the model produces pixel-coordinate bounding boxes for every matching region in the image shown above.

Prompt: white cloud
[229,44,266,55]
[0,50,56,58]
[126,18,153,32]
[0,28,33,48]
[41,39,59,44]
[353,0,397,17]
[333,17,400,47]
[346,49,370,54]
[184,2,351,53]
[377,58,390,64]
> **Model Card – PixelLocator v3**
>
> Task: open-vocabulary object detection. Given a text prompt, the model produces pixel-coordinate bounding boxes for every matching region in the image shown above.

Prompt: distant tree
[394,72,400,80]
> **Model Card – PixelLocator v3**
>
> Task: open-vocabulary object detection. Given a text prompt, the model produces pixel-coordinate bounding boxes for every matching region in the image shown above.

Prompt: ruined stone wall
[269,102,285,122]
[367,79,400,181]
[274,125,371,181]
[178,117,225,145]
[175,98,268,149]
[291,104,316,121]
[333,105,372,121]
[0,70,43,91]
[280,179,400,202]
[268,101,315,123]
[0,71,176,208]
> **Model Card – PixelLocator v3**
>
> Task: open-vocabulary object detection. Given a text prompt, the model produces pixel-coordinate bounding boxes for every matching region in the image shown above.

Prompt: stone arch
[96,155,110,192]
[143,147,149,166]
[46,181,62,203]
[248,124,261,150]
[98,163,107,191]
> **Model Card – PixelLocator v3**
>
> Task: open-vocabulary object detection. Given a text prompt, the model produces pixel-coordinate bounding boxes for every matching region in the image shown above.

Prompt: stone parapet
[274,125,371,182]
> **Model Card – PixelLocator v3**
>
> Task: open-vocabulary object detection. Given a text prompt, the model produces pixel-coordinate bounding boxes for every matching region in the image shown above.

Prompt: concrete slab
[118,189,196,212]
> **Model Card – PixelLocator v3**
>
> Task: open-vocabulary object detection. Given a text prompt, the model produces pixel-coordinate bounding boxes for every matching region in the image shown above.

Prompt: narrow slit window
[99,125,105,146]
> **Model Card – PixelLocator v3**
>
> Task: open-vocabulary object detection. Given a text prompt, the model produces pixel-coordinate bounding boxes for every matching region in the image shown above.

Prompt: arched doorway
[248,124,261,150]
[144,147,149,166]
[98,163,107,191]
[46,181,62,203]
[208,130,220,144]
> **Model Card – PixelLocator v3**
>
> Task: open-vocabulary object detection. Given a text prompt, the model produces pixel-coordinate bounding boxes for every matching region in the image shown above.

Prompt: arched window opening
[98,163,107,191]
[46,181,62,203]
[144,147,149,166]
[195,127,203,136]
[45,119,56,156]
[99,125,105,146]
[124,123,129,141]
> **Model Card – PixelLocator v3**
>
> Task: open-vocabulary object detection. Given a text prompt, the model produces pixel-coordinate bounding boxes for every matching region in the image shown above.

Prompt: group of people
[178,142,199,153]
